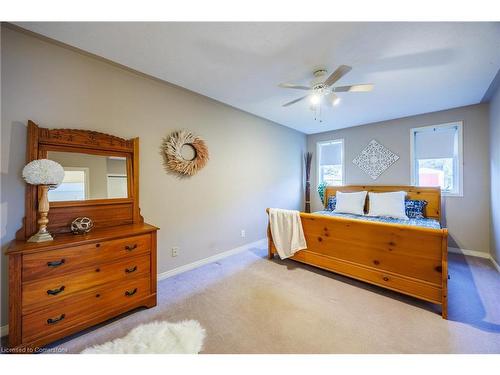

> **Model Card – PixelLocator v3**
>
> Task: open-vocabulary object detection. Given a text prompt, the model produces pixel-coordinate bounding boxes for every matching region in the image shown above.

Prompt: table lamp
[22,159,65,242]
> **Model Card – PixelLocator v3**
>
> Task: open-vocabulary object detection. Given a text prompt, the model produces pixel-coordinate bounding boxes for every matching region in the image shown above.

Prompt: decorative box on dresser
[6,121,159,350]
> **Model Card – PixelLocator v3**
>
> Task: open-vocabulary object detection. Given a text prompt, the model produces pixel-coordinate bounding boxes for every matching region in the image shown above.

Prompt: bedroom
[1,0,499,372]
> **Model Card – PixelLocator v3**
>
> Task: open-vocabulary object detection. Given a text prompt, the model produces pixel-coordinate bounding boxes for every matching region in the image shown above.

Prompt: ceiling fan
[279,65,374,108]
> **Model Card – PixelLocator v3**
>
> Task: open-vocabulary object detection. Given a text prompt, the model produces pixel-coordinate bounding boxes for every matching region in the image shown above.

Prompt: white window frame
[106,173,128,198]
[410,121,463,197]
[316,138,345,186]
[49,167,89,201]
[65,167,90,199]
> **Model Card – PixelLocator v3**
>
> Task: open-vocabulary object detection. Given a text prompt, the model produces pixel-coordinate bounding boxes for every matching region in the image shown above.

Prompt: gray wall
[307,104,491,254]
[0,26,306,327]
[489,82,500,263]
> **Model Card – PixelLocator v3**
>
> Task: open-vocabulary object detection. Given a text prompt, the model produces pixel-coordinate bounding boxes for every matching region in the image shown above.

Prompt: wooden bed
[267,185,449,318]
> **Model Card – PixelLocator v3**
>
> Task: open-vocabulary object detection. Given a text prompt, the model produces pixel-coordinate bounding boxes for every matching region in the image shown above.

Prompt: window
[107,174,128,198]
[410,122,463,196]
[48,167,89,201]
[317,139,344,186]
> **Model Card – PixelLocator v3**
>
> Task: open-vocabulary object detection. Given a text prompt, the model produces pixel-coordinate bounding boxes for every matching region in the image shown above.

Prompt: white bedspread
[268,208,307,259]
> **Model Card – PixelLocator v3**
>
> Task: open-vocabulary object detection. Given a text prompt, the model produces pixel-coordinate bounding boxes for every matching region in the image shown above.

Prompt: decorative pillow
[367,191,408,220]
[405,199,427,219]
[334,191,367,216]
[326,196,337,211]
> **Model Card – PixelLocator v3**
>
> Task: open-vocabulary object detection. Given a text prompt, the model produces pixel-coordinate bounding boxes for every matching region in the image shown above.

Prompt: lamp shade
[22,159,65,186]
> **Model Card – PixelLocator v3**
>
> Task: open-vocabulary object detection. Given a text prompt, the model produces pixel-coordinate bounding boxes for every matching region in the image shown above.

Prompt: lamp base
[27,231,54,243]
[28,184,54,243]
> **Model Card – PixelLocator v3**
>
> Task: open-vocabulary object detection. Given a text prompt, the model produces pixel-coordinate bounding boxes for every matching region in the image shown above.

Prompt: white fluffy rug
[81,320,206,354]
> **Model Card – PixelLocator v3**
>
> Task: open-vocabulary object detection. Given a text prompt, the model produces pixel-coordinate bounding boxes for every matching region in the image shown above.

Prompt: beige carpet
[37,246,500,353]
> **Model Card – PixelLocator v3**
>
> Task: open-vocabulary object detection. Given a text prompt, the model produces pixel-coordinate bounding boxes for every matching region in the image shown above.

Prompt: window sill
[441,192,463,198]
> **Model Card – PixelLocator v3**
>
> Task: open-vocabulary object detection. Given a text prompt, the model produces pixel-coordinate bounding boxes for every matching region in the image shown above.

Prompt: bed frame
[267,186,448,318]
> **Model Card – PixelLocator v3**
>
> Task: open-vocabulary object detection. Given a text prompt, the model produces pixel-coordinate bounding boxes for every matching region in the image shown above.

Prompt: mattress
[313,210,442,229]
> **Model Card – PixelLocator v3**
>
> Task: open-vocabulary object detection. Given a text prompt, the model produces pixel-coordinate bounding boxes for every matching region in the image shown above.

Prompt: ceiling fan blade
[333,84,374,92]
[282,95,308,107]
[324,65,352,87]
[278,83,312,90]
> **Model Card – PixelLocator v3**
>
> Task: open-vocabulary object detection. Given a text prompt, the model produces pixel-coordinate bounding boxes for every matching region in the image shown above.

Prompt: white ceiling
[15,22,500,134]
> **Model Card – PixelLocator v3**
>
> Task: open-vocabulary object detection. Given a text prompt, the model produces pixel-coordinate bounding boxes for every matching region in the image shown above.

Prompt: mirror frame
[16,120,143,240]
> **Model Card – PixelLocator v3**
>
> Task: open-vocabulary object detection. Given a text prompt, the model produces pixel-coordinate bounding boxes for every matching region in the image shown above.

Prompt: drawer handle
[382,277,389,282]
[125,244,137,251]
[125,266,137,274]
[47,259,65,267]
[47,314,65,325]
[125,288,138,297]
[47,286,65,295]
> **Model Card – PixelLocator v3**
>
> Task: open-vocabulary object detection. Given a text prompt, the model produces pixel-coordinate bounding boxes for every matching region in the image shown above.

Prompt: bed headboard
[324,185,442,221]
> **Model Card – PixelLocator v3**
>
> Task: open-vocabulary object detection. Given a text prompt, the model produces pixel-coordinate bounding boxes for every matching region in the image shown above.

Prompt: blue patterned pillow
[405,199,427,219]
[326,196,337,211]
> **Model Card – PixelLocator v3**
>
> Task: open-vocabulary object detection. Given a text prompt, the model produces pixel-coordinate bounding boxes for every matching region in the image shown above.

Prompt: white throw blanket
[268,208,307,259]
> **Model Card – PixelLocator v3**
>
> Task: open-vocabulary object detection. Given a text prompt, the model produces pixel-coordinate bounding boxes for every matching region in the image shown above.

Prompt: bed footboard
[267,211,448,319]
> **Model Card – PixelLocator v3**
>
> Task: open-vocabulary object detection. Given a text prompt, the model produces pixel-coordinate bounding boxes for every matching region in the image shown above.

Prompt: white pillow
[334,191,367,216]
[367,191,408,219]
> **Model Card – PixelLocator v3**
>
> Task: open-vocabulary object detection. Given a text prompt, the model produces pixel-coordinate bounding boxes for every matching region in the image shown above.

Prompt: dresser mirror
[16,121,142,240]
[46,151,129,201]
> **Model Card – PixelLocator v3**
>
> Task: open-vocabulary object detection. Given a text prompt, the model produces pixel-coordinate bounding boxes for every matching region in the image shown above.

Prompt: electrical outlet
[241,229,246,238]
[171,247,179,257]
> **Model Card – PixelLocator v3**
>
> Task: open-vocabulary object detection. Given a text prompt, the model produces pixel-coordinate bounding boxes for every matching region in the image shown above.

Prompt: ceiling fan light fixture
[310,94,321,105]
[279,65,374,120]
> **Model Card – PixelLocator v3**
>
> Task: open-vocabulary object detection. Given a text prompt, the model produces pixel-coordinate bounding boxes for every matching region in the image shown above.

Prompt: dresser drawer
[23,234,152,282]
[22,253,151,313]
[22,275,151,342]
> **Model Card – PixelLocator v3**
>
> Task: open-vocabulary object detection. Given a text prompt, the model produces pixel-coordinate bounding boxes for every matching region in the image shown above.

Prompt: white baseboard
[157,238,267,281]
[448,247,491,259]
[1,324,8,338]
[449,246,500,272]
[490,256,500,273]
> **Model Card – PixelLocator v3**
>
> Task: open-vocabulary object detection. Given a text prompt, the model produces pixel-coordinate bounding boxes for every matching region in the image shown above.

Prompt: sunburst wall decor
[161,130,209,177]
[352,140,399,180]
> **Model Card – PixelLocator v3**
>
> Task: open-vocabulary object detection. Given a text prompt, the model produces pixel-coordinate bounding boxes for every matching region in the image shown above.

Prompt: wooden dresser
[6,121,158,350]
